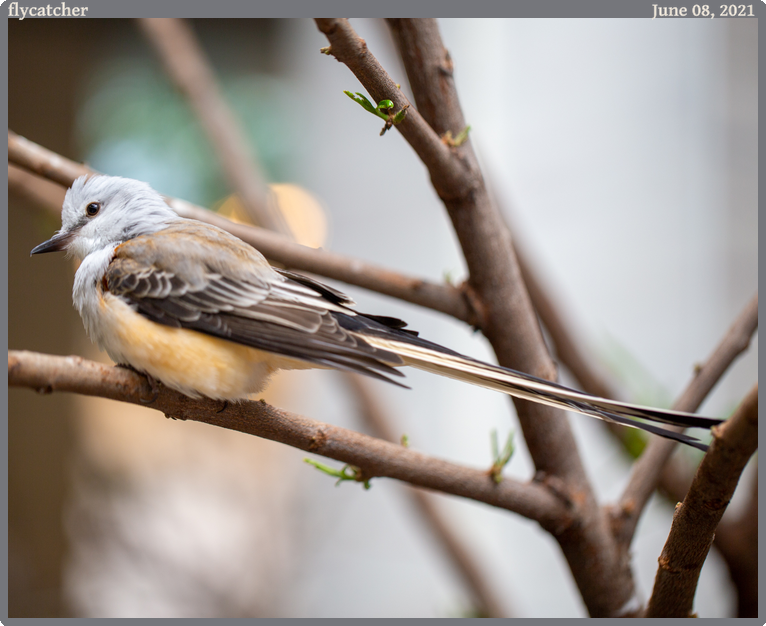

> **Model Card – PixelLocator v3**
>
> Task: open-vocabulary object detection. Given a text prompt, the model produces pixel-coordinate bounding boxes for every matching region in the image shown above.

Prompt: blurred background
[8,18,757,617]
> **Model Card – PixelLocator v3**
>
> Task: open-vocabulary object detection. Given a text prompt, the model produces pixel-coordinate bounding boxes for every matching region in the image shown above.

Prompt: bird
[31,175,722,450]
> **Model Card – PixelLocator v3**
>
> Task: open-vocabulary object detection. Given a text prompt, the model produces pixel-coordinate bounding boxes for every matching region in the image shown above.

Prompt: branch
[645,385,758,617]
[315,20,463,200]
[9,350,570,531]
[137,18,290,236]
[345,375,510,618]
[318,15,578,484]
[511,192,761,610]
[316,18,639,617]
[8,130,472,323]
[613,293,758,546]
[520,227,759,616]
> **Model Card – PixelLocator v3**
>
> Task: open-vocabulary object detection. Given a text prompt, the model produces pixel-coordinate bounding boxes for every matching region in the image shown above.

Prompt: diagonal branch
[613,293,758,546]
[316,16,579,486]
[316,18,639,618]
[509,198,758,613]
[8,349,570,531]
[644,385,758,617]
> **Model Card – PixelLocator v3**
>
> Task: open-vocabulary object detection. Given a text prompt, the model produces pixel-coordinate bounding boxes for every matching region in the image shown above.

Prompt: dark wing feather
[275,268,355,306]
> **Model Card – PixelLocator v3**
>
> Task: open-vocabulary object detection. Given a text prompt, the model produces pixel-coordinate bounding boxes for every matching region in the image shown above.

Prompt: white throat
[73,244,119,343]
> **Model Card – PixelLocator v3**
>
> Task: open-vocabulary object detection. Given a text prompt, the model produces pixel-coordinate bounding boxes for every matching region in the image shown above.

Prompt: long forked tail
[362,336,723,451]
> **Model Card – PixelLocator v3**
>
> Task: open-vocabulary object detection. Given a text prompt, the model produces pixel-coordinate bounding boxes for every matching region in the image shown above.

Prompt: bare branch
[317,18,638,618]
[346,375,510,618]
[614,293,758,546]
[138,18,291,236]
[319,15,577,483]
[645,385,757,617]
[515,215,759,616]
[8,130,473,323]
[9,350,571,530]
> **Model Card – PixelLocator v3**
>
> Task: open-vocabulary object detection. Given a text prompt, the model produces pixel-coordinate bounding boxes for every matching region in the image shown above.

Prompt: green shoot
[343,90,408,135]
[489,429,515,483]
[304,458,371,489]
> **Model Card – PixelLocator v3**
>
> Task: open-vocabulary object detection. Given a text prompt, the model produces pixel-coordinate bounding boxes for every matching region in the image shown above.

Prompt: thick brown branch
[374,19,637,617]
[614,293,758,546]
[321,14,571,475]
[342,17,583,486]
[9,350,570,531]
[520,229,759,616]
[645,385,758,617]
[8,131,472,323]
[138,18,290,236]
[386,19,467,140]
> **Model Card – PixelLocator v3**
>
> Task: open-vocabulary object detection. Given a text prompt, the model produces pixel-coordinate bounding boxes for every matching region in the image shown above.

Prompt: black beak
[30,230,73,255]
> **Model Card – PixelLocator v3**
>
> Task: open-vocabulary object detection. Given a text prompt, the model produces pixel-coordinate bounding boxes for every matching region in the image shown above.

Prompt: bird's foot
[116,363,160,404]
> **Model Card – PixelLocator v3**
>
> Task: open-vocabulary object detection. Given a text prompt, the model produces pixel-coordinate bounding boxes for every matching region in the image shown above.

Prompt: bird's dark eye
[86,202,101,217]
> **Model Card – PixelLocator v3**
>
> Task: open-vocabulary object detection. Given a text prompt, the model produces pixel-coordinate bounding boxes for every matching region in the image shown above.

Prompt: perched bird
[32,175,722,450]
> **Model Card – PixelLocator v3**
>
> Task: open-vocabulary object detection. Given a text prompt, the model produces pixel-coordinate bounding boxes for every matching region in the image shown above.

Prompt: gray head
[31,175,181,260]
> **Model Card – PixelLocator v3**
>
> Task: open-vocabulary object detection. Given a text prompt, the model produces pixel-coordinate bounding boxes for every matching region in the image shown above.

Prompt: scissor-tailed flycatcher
[32,175,722,450]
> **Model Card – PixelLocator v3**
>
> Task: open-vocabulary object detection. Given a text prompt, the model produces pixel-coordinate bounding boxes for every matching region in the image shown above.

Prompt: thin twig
[613,293,758,546]
[345,375,510,618]
[8,350,570,530]
[138,18,290,235]
[644,385,757,617]
[8,130,472,323]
